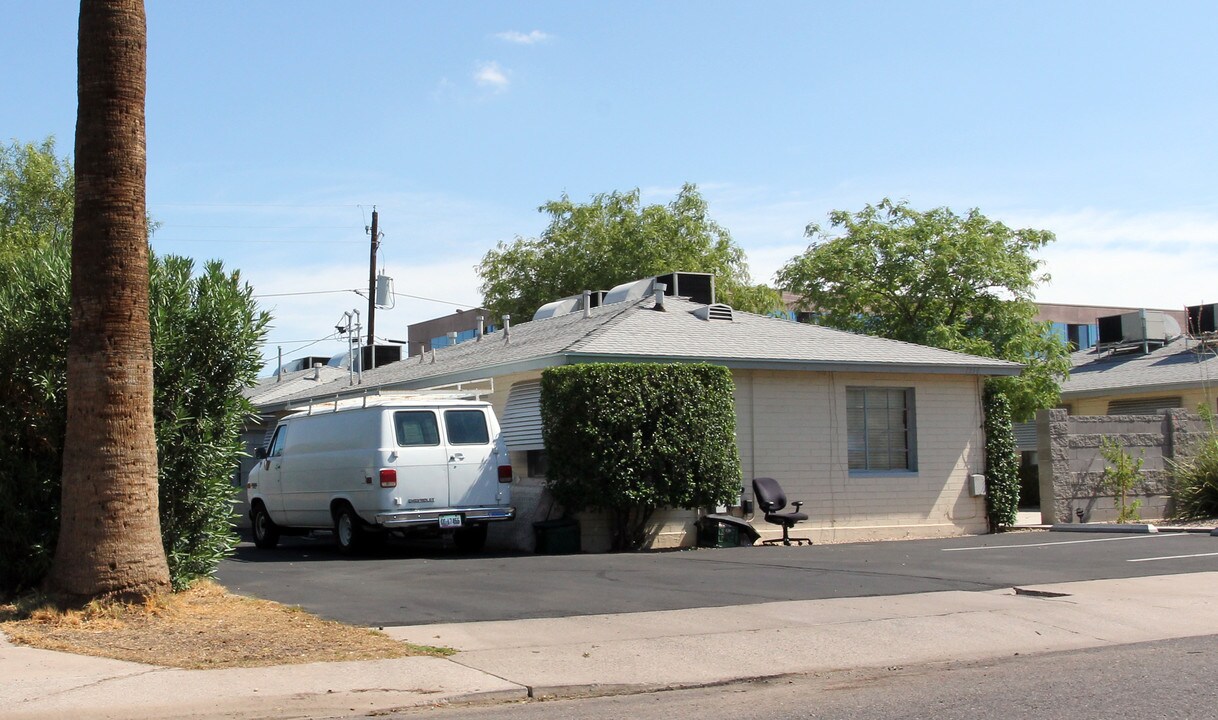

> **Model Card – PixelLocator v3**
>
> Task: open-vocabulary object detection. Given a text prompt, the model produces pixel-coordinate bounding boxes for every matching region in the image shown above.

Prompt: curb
[1050,523,1158,534]
[523,673,794,702]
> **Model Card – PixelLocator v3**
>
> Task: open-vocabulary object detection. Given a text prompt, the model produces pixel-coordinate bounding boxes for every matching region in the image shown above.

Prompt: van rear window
[444,409,490,445]
[394,411,440,446]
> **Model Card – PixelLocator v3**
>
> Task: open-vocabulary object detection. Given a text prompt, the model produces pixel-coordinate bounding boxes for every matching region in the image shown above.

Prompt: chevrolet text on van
[246,396,514,553]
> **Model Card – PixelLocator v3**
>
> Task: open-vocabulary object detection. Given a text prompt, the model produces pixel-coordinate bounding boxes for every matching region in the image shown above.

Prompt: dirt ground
[0,580,450,669]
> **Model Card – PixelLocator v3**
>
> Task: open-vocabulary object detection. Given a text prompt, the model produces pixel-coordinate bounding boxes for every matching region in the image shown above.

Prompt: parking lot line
[941,534,1190,552]
[1127,552,1218,563]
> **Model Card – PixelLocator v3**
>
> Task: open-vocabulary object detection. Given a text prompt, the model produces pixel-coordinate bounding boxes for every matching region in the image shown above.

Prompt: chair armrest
[792,501,804,511]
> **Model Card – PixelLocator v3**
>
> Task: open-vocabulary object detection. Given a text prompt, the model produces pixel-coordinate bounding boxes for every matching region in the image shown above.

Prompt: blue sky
[5,2,1217,370]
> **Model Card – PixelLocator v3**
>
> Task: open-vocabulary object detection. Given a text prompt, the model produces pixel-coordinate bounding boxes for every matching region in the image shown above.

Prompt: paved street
[216,529,1218,627]
[367,634,1218,720]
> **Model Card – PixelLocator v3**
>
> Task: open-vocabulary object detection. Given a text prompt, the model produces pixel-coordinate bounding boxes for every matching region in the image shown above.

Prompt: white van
[246,396,514,553]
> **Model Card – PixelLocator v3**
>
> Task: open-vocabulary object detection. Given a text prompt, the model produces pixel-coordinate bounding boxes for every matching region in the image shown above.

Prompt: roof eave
[252,355,573,413]
[563,352,1023,377]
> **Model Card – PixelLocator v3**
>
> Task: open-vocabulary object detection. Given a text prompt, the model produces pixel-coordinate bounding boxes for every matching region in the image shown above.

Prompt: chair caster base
[761,537,812,546]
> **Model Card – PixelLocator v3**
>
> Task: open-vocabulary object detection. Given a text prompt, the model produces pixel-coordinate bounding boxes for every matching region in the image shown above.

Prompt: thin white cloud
[496,30,550,45]
[474,61,510,91]
[1013,208,1218,310]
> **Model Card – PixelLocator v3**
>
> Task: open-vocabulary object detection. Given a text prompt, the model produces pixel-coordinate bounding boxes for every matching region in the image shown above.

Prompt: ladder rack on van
[293,379,495,415]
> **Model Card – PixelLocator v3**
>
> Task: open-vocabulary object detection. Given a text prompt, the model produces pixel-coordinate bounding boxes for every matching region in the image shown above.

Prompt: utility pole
[366,209,379,366]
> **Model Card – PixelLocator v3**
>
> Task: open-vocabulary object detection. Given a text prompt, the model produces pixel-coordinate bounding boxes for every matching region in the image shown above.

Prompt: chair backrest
[752,477,787,513]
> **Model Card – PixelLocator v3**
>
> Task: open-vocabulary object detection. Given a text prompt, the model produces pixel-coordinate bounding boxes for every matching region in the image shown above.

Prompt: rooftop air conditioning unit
[533,296,581,321]
[532,290,609,321]
[1096,310,1180,348]
[655,272,715,305]
[1187,303,1218,335]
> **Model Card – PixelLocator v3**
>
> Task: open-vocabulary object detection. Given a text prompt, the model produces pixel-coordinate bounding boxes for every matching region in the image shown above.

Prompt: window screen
[847,387,913,471]
[445,409,490,445]
[394,411,440,446]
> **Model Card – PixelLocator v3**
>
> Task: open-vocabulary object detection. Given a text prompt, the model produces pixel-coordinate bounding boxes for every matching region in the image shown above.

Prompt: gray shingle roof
[254,295,1021,411]
[244,365,349,406]
[1062,337,1218,399]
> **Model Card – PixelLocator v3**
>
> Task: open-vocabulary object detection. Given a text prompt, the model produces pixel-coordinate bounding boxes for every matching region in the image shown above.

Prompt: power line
[160,224,356,229]
[253,287,478,307]
[154,238,364,244]
[394,288,479,308]
[151,202,364,209]
[253,289,359,298]
[258,332,341,349]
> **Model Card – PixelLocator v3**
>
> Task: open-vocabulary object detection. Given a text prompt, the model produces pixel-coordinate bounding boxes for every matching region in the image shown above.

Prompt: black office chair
[752,477,811,546]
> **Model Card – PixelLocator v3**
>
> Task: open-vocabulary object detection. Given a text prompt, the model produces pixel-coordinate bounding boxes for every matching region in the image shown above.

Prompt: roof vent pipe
[447,331,458,348]
[653,282,667,311]
[503,314,511,343]
[477,315,484,341]
[419,342,427,364]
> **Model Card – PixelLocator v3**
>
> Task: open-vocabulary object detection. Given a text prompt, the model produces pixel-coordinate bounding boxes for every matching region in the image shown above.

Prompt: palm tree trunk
[46,0,170,601]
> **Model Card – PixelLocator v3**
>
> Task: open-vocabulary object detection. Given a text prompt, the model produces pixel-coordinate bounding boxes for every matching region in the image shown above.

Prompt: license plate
[438,514,463,529]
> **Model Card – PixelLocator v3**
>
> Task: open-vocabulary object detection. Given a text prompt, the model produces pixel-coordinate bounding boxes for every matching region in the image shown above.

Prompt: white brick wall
[735,370,988,544]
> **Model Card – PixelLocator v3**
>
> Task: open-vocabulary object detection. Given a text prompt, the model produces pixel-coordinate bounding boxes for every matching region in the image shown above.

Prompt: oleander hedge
[540,363,742,550]
[984,385,1020,531]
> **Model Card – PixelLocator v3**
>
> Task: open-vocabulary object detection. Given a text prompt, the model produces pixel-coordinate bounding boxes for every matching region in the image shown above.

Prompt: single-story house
[248,279,1021,550]
[1059,336,1218,416]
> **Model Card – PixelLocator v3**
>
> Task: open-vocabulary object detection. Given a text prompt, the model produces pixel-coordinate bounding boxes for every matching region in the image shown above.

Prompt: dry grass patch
[0,580,452,669]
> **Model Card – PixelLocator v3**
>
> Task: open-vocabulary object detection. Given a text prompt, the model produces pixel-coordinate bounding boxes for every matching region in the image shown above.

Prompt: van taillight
[497,465,512,483]
[379,469,397,488]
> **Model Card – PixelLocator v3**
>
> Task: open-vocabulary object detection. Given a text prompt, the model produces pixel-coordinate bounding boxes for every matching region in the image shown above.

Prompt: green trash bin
[533,517,581,554]
[696,514,759,548]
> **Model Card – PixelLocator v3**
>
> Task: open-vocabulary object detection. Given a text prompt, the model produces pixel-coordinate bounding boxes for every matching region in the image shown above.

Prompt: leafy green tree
[777,199,1070,421]
[0,138,74,272]
[478,183,782,322]
[540,363,742,551]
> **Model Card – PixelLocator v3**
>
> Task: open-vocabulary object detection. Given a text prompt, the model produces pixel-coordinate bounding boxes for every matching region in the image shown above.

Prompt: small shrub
[1100,437,1143,524]
[1169,413,1218,520]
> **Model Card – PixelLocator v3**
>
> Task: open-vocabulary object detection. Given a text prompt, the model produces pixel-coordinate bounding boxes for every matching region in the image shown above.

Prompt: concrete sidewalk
[5,572,1218,720]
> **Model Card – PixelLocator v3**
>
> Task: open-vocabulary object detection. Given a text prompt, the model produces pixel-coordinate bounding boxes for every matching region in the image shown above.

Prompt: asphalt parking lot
[215,528,1218,628]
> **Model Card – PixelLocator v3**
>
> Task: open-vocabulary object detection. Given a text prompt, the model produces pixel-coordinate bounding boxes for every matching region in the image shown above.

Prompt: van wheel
[334,505,365,555]
[454,524,488,553]
[251,503,280,549]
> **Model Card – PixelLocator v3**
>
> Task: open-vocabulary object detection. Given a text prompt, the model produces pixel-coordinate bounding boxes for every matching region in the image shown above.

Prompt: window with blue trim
[847,387,915,471]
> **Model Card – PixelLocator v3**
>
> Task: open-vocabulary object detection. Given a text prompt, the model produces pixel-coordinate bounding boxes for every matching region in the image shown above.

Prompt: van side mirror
[255,447,268,460]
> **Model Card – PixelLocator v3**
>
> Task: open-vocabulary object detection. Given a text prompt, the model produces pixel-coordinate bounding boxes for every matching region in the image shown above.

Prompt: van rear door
[391,410,449,514]
[442,408,500,507]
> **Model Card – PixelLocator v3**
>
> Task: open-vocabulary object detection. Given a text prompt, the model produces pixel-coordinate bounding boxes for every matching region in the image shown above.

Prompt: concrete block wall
[1036,408,1209,524]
